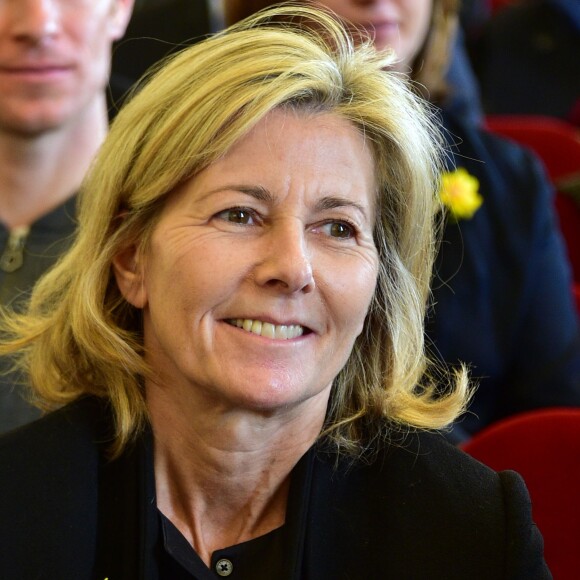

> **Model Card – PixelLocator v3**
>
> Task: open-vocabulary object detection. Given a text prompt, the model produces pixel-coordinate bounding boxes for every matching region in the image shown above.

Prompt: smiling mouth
[226,318,307,339]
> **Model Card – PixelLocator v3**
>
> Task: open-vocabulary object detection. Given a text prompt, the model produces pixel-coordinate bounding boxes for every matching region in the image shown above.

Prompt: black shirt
[158,512,286,579]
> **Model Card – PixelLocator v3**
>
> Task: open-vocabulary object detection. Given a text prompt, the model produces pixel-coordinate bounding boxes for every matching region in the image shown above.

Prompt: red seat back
[485,115,580,283]
[461,408,580,579]
[485,115,580,181]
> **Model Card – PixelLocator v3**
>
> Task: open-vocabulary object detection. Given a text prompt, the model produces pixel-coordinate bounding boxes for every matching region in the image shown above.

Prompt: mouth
[372,19,398,29]
[370,20,400,37]
[226,318,309,340]
[0,65,73,78]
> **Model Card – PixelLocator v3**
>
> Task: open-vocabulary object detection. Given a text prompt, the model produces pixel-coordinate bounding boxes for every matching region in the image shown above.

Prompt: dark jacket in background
[476,0,580,124]
[428,109,580,441]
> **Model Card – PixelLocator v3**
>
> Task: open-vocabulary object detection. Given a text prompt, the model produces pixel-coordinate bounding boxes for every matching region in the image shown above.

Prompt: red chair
[485,115,580,282]
[485,115,580,182]
[555,192,580,285]
[461,408,580,579]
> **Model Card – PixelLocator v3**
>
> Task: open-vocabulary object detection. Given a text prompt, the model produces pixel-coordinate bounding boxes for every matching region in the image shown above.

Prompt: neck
[148,381,329,566]
[0,94,109,229]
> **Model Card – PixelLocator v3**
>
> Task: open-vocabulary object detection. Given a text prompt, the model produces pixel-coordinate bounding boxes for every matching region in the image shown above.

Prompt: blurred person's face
[312,0,432,72]
[115,109,379,421]
[0,0,133,136]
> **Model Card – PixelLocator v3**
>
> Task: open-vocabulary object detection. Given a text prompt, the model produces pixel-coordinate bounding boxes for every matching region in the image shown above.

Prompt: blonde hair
[0,4,468,456]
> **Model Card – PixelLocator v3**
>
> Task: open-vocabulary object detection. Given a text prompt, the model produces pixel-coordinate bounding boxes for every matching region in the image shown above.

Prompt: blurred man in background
[0,0,134,432]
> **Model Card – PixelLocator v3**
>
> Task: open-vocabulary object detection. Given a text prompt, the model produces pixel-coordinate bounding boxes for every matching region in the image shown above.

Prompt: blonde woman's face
[312,0,432,71]
[116,109,379,420]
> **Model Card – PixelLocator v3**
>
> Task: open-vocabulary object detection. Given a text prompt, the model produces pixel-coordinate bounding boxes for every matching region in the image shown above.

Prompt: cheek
[144,244,242,320]
[411,0,433,46]
[72,11,116,65]
[354,268,379,333]
[325,256,378,334]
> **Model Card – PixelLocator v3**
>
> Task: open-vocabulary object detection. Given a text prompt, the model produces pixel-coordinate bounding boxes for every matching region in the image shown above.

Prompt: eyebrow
[314,196,369,221]
[203,184,370,221]
[232,185,273,202]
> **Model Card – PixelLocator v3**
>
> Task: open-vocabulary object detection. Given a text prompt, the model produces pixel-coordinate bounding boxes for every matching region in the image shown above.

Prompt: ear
[112,244,148,309]
[108,0,135,41]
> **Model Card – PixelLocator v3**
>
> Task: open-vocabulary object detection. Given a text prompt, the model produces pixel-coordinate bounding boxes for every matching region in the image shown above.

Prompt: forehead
[209,108,376,197]
[235,107,368,156]
[162,107,378,220]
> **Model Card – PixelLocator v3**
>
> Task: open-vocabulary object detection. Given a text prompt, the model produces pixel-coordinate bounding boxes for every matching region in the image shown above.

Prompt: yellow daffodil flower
[439,167,483,220]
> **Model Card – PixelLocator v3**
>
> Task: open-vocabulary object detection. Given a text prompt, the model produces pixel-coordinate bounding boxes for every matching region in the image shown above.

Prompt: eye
[216,207,256,225]
[320,220,356,239]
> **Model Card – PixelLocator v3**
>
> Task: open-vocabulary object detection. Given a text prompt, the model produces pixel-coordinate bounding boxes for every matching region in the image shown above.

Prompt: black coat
[0,397,551,579]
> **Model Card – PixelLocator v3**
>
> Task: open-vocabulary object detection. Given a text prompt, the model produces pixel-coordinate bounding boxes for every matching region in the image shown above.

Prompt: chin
[2,99,87,136]
[5,115,69,137]
[231,379,331,418]
[235,388,302,413]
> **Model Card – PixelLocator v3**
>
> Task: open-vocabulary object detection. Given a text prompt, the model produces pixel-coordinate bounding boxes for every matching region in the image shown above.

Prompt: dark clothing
[111,0,211,99]
[0,397,551,578]
[429,110,580,441]
[445,27,485,126]
[0,197,77,432]
[476,0,580,124]
[0,197,76,307]
[159,499,286,578]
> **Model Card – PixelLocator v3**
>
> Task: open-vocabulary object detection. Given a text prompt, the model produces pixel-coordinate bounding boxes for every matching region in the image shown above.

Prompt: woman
[0,6,549,578]
[226,0,580,442]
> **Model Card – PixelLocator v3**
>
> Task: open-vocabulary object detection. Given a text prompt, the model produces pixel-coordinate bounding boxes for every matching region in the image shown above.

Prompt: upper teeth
[228,319,304,339]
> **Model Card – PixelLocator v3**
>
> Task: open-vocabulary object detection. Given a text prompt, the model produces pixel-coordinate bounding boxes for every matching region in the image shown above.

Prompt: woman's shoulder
[0,396,107,465]
[0,397,107,577]
[347,429,506,487]
[308,430,550,578]
[314,429,542,541]
[0,396,109,508]
[315,429,523,514]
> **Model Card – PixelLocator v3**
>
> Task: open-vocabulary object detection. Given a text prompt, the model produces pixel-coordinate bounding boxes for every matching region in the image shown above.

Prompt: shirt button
[215,558,233,577]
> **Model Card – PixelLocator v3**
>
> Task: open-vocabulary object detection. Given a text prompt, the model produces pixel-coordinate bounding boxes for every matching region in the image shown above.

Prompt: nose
[11,0,61,43]
[254,221,315,294]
